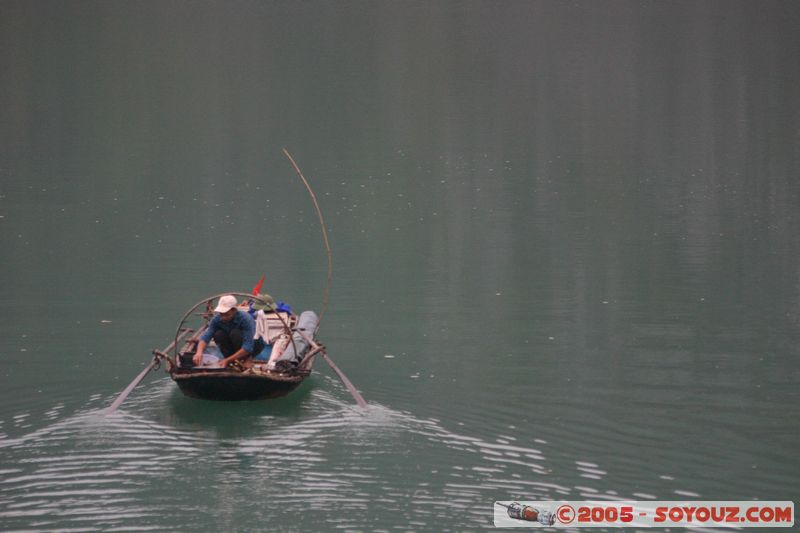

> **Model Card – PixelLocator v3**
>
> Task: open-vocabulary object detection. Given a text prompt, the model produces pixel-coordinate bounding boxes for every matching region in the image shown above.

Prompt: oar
[104,358,159,415]
[320,349,368,408]
[104,328,192,415]
[292,327,367,409]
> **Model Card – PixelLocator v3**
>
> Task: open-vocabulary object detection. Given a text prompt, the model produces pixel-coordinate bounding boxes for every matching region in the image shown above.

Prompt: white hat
[214,295,238,313]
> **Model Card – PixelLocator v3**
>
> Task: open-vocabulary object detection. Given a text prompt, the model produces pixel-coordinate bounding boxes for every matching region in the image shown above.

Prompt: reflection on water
[0,378,745,532]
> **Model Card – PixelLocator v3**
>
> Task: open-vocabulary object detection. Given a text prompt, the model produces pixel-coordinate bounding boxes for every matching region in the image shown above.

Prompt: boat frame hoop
[172,292,294,361]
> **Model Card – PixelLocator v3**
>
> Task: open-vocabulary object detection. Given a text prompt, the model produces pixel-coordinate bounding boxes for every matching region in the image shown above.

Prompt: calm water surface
[1,1,798,531]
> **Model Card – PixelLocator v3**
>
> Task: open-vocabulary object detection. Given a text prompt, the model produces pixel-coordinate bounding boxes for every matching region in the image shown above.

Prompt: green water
[1,1,798,531]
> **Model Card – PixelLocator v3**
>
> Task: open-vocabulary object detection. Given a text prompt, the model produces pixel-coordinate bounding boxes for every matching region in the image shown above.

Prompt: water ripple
[0,376,769,532]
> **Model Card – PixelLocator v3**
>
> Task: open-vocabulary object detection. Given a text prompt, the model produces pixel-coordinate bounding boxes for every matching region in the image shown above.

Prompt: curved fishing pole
[282,149,367,408]
[282,148,333,327]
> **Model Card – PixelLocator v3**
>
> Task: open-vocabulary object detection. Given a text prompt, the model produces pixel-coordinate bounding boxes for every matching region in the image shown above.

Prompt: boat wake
[0,377,741,532]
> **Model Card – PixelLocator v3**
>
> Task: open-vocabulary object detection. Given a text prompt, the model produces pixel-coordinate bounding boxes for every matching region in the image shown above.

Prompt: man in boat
[192,294,264,368]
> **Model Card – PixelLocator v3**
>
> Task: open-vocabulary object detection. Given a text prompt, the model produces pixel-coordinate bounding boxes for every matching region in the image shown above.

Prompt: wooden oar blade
[320,351,367,408]
[104,359,157,415]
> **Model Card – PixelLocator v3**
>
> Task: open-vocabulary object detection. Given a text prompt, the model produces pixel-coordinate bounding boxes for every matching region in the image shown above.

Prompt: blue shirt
[200,310,257,353]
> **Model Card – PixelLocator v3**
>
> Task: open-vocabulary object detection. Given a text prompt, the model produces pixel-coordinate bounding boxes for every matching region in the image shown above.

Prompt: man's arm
[193,317,219,365]
[219,313,256,368]
[219,346,251,367]
[192,339,208,366]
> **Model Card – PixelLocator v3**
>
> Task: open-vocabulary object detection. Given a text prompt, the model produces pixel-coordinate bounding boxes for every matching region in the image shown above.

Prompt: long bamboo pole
[282,149,366,408]
[282,148,333,326]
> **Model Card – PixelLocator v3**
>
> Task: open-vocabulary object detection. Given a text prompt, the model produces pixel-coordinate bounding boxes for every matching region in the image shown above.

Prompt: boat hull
[171,370,306,401]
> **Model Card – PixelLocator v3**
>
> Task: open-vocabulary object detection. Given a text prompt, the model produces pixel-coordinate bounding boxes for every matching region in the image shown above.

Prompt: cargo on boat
[159,292,323,401]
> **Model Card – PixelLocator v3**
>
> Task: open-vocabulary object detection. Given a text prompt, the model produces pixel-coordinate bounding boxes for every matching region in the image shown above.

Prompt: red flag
[252,275,266,295]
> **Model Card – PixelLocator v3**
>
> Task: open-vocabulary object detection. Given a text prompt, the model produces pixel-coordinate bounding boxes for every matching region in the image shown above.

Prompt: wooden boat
[159,292,323,401]
[104,150,366,414]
